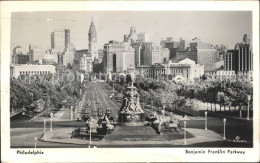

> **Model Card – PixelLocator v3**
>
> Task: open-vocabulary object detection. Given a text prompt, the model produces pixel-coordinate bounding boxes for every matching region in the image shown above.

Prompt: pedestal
[118,113,145,126]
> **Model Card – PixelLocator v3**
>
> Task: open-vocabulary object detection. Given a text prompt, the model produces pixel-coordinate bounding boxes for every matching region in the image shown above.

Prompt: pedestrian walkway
[39,125,222,146]
[144,106,205,121]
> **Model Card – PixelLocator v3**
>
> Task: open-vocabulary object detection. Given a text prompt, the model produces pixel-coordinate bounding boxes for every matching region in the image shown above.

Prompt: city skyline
[11,11,252,53]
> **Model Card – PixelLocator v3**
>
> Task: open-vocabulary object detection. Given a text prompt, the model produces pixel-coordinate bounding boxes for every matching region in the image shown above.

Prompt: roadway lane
[82,82,121,120]
[94,82,120,119]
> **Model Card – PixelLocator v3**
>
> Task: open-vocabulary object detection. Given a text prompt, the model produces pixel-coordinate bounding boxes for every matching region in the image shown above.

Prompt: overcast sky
[11,11,252,53]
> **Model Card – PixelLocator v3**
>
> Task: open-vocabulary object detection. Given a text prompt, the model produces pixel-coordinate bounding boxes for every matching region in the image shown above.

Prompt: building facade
[176,49,197,62]
[51,29,69,52]
[80,54,93,73]
[142,42,169,65]
[50,29,75,66]
[11,64,56,78]
[103,40,135,73]
[224,50,237,71]
[124,26,137,43]
[224,34,253,73]
[137,32,150,42]
[234,38,253,72]
[136,58,204,82]
[13,54,29,64]
[160,37,181,59]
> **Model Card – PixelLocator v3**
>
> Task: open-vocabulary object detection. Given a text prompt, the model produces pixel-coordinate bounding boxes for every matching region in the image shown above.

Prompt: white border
[1,1,259,162]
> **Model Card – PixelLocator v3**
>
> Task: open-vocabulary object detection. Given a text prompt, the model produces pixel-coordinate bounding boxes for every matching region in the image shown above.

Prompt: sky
[11,11,252,53]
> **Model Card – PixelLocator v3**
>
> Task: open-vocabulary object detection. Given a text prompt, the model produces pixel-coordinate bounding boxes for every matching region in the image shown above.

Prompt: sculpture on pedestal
[118,66,145,126]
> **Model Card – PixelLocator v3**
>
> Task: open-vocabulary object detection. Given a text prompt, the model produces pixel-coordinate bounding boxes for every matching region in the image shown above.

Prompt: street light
[217,96,221,112]
[112,83,114,91]
[89,121,92,145]
[151,102,154,112]
[223,118,226,140]
[162,105,166,117]
[247,95,250,120]
[44,119,46,141]
[184,121,187,145]
[34,137,37,149]
[50,113,53,131]
[205,111,207,130]
[70,106,73,120]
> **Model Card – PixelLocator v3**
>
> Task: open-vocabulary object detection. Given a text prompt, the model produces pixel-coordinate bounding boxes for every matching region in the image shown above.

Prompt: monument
[118,66,145,126]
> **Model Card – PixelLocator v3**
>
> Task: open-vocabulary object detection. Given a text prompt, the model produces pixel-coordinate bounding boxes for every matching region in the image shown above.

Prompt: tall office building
[124,26,137,43]
[142,43,168,65]
[224,50,237,71]
[103,40,135,73]
[137,33,150,42]
[50,29,74,66]
[51,29,70,52]
[225,34,253,73]
[175,37,218,71]
[131,42,143,66]
[235,34,253,72]
[160,37,181,59]
[88,18,98,60]
[196,43,218,71]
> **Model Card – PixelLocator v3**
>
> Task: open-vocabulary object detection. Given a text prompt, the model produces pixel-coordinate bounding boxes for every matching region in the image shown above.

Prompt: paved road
[83,82,121,120]
[10,81,253,147]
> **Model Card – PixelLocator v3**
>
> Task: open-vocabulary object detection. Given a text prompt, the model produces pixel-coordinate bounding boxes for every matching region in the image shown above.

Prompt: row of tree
[10,70,84,113]
[108,75,253,113]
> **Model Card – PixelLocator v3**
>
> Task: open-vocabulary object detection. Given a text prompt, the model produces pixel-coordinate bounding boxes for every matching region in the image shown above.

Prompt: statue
[118,67,145,126]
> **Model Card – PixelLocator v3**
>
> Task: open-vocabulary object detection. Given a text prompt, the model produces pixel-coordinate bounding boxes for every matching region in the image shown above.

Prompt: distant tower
[88,17,98,61]
[243,34,250,45]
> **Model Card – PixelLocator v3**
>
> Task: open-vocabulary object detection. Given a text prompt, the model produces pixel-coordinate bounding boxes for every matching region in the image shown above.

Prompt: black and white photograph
[1,1,259,162]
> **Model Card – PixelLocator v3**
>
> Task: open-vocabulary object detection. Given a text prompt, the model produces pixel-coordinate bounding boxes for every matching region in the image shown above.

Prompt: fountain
[118,67,145,126]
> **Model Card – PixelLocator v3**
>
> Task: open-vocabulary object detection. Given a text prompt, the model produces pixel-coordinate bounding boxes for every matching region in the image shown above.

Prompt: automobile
[21,111,34,118]
[81,115,90,121]
[109,94,114,99]
[83,109,90,114]
[27,111,34,118]
[96,98,100,104]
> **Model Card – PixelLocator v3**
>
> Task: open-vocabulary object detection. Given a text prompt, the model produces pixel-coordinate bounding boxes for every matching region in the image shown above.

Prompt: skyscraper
[235,34,252,72]
[103,40,135,73]
[50,29,75,66]
[225,34,253,73]
[88,18,98,60]
[51,29,67,52]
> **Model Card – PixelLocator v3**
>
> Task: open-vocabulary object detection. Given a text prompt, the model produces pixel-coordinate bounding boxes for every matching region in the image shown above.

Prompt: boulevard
[10,81,253,148]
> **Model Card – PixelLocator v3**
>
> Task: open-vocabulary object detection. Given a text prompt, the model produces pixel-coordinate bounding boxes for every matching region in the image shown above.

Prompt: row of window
[19,71,51,75]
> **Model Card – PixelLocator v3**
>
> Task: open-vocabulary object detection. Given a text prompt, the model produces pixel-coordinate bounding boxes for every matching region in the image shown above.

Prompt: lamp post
[218,97,221,112]
[44,119,46,141]
[247,95,250,120]
[70,106,73,120]
[34,137,37,149]
[205,111,207,130]
[112,83,114,91]
[223,118,226,140]
[162,105,166,117]
[50,113,53,131]
[184,121,187,145]
[89,121,92,145]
